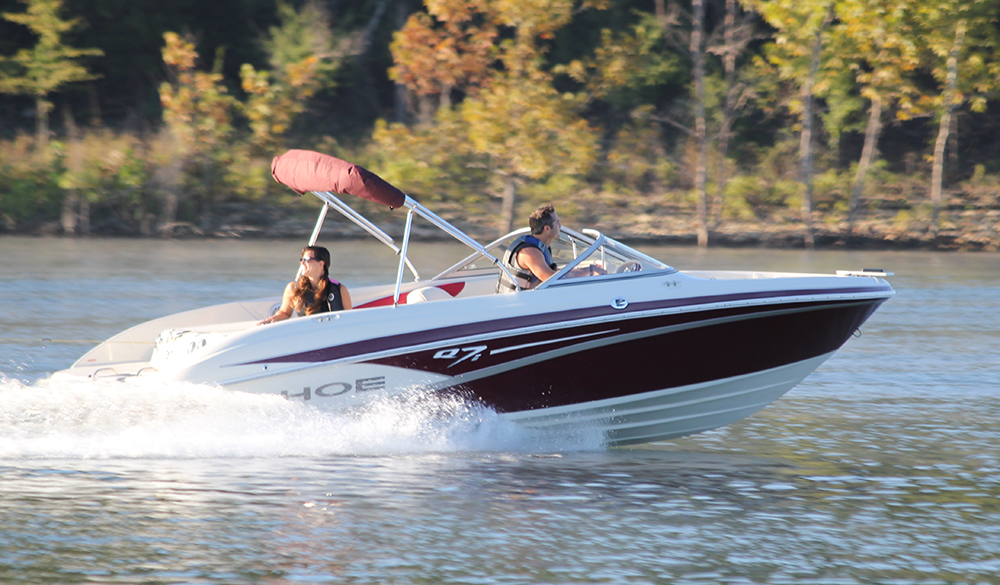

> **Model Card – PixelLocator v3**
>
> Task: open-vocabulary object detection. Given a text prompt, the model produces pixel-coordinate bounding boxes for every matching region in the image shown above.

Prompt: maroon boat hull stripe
[248,286,890,366]
[431,298,885,412]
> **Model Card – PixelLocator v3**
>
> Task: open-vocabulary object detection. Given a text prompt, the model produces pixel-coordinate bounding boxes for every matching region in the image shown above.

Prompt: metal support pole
[308,203,330,247]
[393,209,416,307]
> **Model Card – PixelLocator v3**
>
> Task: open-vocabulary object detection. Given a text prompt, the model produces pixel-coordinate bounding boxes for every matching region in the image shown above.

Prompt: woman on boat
[258,245,352,325]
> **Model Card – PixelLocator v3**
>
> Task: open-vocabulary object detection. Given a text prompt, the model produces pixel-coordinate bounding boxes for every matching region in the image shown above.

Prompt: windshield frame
[433,227,675,285]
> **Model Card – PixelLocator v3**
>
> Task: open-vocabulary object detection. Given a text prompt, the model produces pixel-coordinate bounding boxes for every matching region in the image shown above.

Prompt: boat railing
[307,190,522,305]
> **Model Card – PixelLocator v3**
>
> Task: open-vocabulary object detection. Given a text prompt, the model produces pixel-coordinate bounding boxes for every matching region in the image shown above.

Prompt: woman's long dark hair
[294,245,332,315]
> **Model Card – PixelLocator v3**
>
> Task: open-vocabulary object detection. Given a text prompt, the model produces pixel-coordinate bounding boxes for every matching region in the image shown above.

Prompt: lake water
[1,236,999,584]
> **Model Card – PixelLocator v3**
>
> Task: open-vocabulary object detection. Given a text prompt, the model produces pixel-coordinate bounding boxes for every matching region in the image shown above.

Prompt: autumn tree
[0,0,102,148]
[389,0,497,121]
[240,0,334,153]
[387,0,603,235]
[558,24,680,201]
[910,0,1000,235]
[709,0,758,228]
[566,0,757,247]
[158,31,237,233]
[465,0,603,234]
[659,0,711,247]
[832,0,922,225]
[748,0,837,248]
[601,0,714,246]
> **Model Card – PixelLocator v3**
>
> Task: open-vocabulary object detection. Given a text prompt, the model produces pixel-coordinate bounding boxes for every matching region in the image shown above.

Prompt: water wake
[0,376,605,459]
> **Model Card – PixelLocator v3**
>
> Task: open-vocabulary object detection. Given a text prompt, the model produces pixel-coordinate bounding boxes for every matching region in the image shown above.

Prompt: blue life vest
[497,235,557,292]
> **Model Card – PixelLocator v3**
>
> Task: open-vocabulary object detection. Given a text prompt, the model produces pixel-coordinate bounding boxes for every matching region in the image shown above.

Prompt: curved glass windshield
[544,228,673,286]
[436,227,673,283]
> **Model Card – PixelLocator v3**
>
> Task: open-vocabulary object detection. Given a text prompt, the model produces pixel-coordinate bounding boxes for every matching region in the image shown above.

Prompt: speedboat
[55,150,895,446]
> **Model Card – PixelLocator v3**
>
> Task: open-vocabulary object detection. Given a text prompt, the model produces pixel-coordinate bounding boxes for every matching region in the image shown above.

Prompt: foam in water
[0,376,606,459]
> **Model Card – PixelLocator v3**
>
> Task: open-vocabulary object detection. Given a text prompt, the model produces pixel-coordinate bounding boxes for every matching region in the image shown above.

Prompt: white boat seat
[407,286,452,304]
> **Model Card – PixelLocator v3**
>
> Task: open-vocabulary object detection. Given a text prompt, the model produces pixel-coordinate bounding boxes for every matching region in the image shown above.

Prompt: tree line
[1,0,998,246]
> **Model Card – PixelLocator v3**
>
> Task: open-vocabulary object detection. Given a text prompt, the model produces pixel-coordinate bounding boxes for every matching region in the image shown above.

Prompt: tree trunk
[848,93,882,224]
[63,100,79,140]
[500,175,517,236]
[88,84,102,126]
[713,0,739,228]
[62,126,83,236]
[35,96,51,149]
[417,94,434,125]
[78,196,91,236]
[439,82,453,110]
[61,192,79,235]
[691,0,709,247]
[798,5,834,250]
[198,162,215,232]
[355,0,392,120]
[930,20,966,237]
[393,0,412,124]
[947,107,959,172]
[161,189,178,237]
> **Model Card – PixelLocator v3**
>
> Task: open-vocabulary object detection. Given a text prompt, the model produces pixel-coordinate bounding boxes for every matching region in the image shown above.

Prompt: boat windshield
[435,227,673,283]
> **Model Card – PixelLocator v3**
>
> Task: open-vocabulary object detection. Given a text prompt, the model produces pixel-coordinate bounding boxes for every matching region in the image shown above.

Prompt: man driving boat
[497,204,606,292]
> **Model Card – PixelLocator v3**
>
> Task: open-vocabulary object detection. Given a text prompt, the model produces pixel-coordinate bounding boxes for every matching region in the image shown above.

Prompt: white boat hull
[54,150,895,446]
[504,352,834,446]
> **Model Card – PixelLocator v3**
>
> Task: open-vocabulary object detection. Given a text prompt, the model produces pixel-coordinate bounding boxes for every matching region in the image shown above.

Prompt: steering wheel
[616,261,642,274]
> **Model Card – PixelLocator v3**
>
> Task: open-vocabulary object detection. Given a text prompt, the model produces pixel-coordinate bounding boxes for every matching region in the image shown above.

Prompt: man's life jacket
[496,235,558,292]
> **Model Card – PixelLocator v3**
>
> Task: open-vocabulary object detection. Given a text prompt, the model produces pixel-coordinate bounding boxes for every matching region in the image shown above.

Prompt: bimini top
[271,149,406,209]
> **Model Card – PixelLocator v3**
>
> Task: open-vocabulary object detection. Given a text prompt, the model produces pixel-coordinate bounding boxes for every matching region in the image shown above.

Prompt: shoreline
[6,221,997,252]
[7,202,999,252]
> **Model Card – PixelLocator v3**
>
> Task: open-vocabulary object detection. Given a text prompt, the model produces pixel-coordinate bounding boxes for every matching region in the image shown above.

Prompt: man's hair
[528,204,556,235]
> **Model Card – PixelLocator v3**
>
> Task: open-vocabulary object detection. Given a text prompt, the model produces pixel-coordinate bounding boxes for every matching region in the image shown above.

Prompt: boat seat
[406,286,452,304]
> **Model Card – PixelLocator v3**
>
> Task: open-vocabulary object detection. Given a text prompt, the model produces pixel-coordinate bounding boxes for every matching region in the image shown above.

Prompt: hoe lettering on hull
[281,376,386,401]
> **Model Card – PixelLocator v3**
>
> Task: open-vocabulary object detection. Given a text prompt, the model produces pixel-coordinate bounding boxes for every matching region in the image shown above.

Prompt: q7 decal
[433,345,488,368]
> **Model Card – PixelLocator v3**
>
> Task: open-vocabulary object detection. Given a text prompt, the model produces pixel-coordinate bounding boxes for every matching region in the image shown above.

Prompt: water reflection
[5,440,999,583]
[2,237,999,583]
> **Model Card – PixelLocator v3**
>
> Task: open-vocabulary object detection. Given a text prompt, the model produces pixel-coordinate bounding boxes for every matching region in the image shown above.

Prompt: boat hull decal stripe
[246,287,889,366]
[426,299,881,413]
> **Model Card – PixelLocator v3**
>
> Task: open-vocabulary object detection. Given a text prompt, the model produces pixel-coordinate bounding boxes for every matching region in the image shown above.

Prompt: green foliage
[893,208,912,230]
[368,112,489,204]
[812,168,848,211]
[602,107,676,196]
[912,0,1000,108]
[240,56,320,153]
[224,144,295,204]
[54,133,150,233]
[461,74,598,181]
[159,32,236,155]
[382,0,605,233]
[777,179,805,212]
[3,0,1000,242]
[559,23,682,102]
[721,175,765,220]
[0,0,101,94]
[517,172,589,212]
[0,135,61,228]
[242,0,338,153]
[819,69,865,151]
[0,0,103,141]
[266,0,342,87]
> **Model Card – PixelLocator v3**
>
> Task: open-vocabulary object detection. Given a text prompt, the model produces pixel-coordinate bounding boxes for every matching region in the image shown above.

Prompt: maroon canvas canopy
[271,149,406,209]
